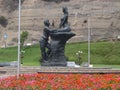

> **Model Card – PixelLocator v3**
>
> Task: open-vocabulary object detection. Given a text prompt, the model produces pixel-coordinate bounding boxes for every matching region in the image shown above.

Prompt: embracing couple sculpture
[39,7,75,66]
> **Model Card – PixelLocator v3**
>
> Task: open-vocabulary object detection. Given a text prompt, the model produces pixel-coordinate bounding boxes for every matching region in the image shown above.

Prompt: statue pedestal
[41,32,75,66]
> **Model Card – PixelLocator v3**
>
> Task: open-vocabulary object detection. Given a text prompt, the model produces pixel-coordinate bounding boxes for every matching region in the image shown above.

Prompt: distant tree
[0,16,8,27]
[20,31,28,49]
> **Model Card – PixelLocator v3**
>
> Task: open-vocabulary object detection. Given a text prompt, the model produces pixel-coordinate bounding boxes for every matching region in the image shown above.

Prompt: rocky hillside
[0,0,120,47]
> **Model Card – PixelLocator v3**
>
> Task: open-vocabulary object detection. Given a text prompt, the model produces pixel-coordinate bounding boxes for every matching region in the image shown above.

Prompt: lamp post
[87,15,91,67]
[17,0,21,78]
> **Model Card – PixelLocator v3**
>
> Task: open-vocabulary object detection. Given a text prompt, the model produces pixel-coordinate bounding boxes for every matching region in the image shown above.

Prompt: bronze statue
[40,7,75,66]
[39,19,51,62]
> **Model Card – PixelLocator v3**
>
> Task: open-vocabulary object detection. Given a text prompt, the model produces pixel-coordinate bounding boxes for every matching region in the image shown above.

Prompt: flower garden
[0,73,120,90]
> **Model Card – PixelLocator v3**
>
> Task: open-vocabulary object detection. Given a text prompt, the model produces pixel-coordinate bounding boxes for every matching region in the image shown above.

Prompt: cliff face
[0,0,120,47]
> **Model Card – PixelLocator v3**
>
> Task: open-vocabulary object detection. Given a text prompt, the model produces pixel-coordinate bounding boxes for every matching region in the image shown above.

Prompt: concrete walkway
[0,66,120,78]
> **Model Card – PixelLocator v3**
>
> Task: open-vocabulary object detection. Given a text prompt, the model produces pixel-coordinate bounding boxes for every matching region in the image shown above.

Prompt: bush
[20,31,28,49]
[0,16,8,27]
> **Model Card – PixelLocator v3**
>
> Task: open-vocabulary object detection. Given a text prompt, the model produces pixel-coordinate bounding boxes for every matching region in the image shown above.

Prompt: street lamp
[87,16,91,67]
[17,0,21,78]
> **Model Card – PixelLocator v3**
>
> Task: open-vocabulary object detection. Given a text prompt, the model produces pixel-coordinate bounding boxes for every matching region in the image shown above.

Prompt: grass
[0,45,40,66]
[0,46,17,62]
[66,41,120,65]
[0,41,120,66]
[93,64,120,69]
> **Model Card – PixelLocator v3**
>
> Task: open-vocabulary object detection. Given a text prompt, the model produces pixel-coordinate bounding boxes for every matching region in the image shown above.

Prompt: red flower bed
[0,73,120,90]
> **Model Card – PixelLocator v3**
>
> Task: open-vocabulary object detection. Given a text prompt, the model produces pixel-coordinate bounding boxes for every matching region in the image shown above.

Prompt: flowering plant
[76,50,83,64]
[0,73,120,90]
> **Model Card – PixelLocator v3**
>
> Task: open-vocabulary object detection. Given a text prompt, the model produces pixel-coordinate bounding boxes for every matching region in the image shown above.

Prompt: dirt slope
[0,0,120,47]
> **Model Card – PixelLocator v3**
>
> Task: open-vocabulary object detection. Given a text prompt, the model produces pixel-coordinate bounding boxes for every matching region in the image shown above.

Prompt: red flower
[0,73,120,89]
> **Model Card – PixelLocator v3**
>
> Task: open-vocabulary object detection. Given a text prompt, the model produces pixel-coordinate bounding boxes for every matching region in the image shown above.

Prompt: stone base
[40,32,75,67]
[41,61,67,66]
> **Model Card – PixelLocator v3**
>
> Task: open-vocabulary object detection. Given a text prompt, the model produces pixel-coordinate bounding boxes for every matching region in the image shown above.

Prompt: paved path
[0,66,120,78]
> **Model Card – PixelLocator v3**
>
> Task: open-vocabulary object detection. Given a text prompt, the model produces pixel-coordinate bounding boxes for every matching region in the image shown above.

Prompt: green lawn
[0,45,40,66]
[93,64,120,69]
[0,41,120,66]
[66,41,120,65]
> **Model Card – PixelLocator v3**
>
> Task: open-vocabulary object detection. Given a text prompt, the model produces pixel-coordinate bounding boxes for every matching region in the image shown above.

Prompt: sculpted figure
[39,19,51,62]
[58,7,71,32]
[59,7,69,28]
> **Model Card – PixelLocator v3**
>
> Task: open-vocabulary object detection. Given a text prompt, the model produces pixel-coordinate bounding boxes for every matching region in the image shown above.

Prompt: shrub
[0,16,8,27]
[20,31,28,49]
